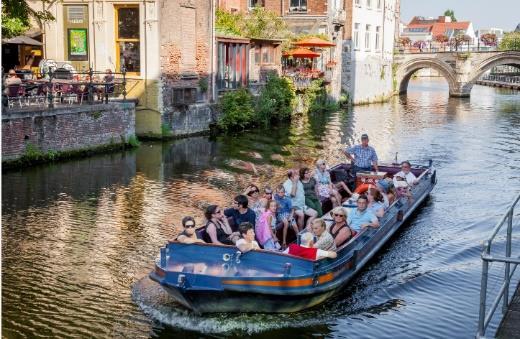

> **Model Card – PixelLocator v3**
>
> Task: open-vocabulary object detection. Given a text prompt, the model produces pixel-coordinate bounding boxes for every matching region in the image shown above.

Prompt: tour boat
[149,162,437,313]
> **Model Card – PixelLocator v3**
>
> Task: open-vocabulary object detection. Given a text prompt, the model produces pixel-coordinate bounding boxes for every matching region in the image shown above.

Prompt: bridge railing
[480,74,520,84]
[395,43,500,54]
[476,192,520,338]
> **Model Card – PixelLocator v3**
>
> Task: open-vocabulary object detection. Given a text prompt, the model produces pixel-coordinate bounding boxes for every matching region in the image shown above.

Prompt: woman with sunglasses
[244,184,268,224]
[176,216,205,244]
[329,206,353,248]
[205,205,239,245]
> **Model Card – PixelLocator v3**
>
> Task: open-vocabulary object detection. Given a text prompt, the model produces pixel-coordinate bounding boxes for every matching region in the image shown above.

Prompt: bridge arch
[395,58,458,95]
[466,51,520,89]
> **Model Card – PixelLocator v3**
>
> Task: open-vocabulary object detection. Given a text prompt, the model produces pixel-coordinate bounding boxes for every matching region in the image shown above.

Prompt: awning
[294,37,335,47]
[283,48,320,58]
[2,35,43,46]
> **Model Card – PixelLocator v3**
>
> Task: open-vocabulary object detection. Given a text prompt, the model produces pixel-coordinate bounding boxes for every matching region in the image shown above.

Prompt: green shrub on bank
[217,88,255,132]
[303,79,339,114]
[256,75,296,126]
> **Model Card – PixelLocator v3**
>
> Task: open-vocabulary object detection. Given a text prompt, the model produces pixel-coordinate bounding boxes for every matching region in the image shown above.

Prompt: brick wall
[2,102,135,161]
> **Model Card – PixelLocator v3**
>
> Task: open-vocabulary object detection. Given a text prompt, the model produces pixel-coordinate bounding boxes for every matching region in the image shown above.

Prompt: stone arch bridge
[394,51,520,97]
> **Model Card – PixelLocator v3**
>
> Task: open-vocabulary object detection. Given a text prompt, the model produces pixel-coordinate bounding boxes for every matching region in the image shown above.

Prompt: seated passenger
[236,222,260,253]
[311,219,336,251]
[283,169,318,230]
[263,185,273,201]
[376,179,391,208]
[176,216,205,244]
[244,184,267,221]
[393,161,418,187]
[347,195,379,233]
[224,194,257,227]
[329,206,354,248]
[256,200,281,251]
[205,205,240,245]
[285,232,337,260]
[367,188,385,218]
[274,185,297,249]
[314,159,344,207]
[300,167,323,217]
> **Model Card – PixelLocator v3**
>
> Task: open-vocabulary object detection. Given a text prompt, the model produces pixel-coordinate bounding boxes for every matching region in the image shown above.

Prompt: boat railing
[476,192,520,338]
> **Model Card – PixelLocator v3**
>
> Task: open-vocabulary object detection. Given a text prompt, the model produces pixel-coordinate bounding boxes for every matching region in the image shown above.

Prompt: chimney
[439,15,451,23]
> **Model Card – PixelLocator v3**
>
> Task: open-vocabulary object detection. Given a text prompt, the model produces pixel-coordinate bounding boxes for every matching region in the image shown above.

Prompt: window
[115,6,140,74]
[366,0,371,9]
[355,0,361,7]
[172,88,197,105]
[248,0,264,9]
[365,24,371,50]
[255,45,274,64]
[289,0,307,12]
[375,26,381,50]
[354,23,360,49]
[377,0,382,9]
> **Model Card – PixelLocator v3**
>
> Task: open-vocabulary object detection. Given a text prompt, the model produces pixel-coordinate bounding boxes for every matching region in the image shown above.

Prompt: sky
[400,0,520,31]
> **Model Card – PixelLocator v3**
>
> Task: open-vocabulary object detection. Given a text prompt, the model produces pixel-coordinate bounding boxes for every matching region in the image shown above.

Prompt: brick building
[28,0,216,137]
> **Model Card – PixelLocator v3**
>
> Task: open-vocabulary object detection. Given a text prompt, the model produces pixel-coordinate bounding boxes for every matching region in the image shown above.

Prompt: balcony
[332,10,346,26]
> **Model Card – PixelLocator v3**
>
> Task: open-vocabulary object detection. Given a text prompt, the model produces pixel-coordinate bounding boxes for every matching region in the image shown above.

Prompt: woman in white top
[393,161,418,187]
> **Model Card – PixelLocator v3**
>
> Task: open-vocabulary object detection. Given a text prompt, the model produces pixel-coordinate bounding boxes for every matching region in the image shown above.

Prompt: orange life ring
[354,183,372,194]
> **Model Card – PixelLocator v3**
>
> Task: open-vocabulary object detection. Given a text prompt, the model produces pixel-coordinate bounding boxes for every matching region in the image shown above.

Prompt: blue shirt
[346,145,378,168]
[224,208,256,227]
[347,208,377,232]
[274,194,292,215]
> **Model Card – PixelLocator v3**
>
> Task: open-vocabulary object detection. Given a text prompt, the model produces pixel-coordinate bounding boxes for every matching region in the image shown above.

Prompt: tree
[434,34,449,44]
[450,34,471,50]
[499,32,520,51]
[215,7,289,40]
[2,0,54,38]
[480,33,497,47]
[398,36,411,47]
[443,9,457,22]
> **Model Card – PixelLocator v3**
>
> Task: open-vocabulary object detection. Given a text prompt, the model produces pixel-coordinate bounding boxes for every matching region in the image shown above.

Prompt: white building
[342,0,399,104]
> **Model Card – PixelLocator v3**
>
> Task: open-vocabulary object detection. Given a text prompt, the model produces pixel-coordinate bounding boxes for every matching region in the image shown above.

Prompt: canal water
[2,79,520,338]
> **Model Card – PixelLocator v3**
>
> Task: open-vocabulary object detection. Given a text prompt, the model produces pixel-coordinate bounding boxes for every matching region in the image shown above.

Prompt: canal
[2,79,520,338]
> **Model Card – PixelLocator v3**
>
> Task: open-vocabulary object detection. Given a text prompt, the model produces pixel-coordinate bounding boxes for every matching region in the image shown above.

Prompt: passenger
[175,216,205,244]
[315,159,352,207]
[393,161,418,187]
[329,206,354,248]
[263,185,274,201]
[285,232,337,260]
[367,188,385,218]
[4,69,22,94]
[283,169,318,230]
[205,205,240,245]
[236,222,260,252]
[376,179,391,208]
[299,167,323,217]
[311,219,336,251]
[256,200,281,250]
[343,133,379,176]
[244,184,267,224]
[274,185,297,249]
[224,194,257,227]
[394,175,412,199]
[347,195,379,233]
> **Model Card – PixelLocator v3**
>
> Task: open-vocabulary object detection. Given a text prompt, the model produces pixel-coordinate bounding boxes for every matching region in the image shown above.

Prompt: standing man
[343,133,379,175]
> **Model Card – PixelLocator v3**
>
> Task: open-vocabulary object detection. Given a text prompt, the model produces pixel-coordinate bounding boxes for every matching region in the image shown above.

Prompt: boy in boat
[236,222,260,252]
[175,216,205,244]
[274,185,297,249]
[285,232,337,260]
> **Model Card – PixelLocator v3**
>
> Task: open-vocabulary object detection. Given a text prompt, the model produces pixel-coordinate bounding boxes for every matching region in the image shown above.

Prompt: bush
[217,89,255,132]
[256,75,295,126]
[499,32,520,51]
[302,80,339,114]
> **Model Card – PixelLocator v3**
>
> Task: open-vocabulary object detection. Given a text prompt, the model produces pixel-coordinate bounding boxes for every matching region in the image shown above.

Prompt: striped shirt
[346,145,378,168]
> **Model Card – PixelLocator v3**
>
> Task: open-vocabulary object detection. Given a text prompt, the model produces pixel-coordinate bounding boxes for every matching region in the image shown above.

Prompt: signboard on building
[68,28,88,61]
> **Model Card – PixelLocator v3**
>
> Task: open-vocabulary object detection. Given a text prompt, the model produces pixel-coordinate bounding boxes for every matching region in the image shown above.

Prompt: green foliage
[161,123,173,137]
[24,143,43,160]
[2,0,54,38]
[443,9,457,22]
[256,75,295,127]
[198,77,209,92]
[339,91,350,107]
[302,80,338,114]
[215,7,290,39]
[91,111,102,119]
[499,32,520,51]
[127,135,140,147]
[217,89,255,132]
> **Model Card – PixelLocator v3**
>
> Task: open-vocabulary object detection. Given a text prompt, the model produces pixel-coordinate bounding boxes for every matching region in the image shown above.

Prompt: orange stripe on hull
[223,272,335,287]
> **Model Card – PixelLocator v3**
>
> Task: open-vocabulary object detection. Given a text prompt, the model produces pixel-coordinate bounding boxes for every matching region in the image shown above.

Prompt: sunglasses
[215,210,222,214]
[334,213,345,217]
[184,223,196,228]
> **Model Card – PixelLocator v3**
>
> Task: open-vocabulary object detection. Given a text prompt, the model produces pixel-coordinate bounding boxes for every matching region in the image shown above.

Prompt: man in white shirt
[393,161,418,187]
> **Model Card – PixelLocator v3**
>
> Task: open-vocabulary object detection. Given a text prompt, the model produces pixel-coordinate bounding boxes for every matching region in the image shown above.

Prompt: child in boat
[236,222,260,253]
[274,185,298,249]
[256,200,281,251]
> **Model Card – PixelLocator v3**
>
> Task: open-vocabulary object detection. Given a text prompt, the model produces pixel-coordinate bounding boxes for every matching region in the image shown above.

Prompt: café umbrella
[282,48,320,58]
[294,37,335,48]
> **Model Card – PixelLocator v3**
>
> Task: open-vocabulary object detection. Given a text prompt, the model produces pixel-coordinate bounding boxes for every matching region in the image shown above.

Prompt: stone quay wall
[2,101,136,162]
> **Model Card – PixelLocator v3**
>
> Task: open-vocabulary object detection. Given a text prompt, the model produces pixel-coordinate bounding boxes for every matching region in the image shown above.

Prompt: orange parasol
[283,48,320,58]
[294,37,336,47]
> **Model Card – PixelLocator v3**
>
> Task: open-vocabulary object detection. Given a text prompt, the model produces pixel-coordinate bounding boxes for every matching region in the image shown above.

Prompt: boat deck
[496,281,520,338]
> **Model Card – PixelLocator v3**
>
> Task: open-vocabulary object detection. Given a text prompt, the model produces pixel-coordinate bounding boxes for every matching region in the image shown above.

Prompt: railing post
[88,67,94,104]
[48,71,54,109]
[478,240,491,338]
[122,67,127,101]
[503,209,514,314]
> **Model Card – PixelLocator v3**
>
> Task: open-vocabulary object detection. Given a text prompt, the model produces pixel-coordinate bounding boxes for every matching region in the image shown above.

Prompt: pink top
[256,210,274,246]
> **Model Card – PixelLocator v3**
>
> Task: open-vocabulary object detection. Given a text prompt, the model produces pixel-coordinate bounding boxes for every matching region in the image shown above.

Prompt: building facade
[342,0,399,104]
[28,0,215,137]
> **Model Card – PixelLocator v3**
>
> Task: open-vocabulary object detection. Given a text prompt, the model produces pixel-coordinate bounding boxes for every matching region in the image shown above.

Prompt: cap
[376,179,389,193]
[361,133,369,139]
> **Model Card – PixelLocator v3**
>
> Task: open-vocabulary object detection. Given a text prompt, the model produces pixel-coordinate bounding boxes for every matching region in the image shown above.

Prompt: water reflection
[2,79,520,338]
